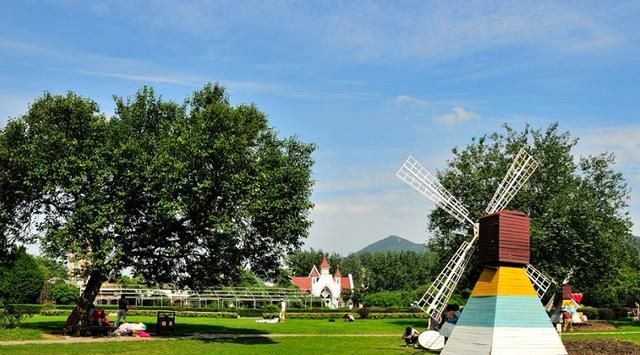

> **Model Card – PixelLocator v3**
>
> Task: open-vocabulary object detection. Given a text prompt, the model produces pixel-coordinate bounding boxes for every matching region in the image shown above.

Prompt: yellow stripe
[471,266,538,297]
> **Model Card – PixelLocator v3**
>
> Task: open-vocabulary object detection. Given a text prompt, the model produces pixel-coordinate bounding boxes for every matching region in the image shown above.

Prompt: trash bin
[156,311,176,335]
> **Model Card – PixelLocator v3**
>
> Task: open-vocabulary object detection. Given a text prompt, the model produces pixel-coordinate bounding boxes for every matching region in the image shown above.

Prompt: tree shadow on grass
[173,324,268,336]
[19,318,66,334]
[387,319,429,329]
[194,335,277,345]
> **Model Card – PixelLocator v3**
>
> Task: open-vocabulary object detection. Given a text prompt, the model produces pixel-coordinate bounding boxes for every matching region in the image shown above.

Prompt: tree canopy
[0,83,316,331]
[427,123,636,305]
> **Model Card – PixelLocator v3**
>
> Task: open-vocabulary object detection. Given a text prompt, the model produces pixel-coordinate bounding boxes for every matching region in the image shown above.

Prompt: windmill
[397,149,562,353]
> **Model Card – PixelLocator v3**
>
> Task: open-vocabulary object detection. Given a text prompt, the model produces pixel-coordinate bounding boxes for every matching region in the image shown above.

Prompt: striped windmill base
[442,266,567,355]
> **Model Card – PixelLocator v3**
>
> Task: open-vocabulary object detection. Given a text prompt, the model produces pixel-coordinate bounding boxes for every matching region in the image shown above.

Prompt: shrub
[262,312,348,319]
[0,304,34,328]
[365,312,429,319]
[0,248,47,304]
[47,281,79,305]
[363,291,413,308]
[263,304,278,313]
[357,307,370,319]
[612,307,630,320]
[578,306,599,320]
[236,309,264,317]
[598,308,615,320]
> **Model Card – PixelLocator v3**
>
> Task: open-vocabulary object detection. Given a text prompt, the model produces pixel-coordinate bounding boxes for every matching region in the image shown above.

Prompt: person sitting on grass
[343,313,355,322]
[402,327,420,346]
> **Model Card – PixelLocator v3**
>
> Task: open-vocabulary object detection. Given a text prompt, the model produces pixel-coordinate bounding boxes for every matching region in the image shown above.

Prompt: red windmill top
[320,255,331,269]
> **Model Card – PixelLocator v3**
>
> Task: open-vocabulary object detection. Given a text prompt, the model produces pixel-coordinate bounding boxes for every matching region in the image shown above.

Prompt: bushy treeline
[0,247,78,305]
[287,249,438,293]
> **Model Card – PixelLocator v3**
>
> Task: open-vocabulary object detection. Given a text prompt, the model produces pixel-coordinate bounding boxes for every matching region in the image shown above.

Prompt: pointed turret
[320,255,331,275]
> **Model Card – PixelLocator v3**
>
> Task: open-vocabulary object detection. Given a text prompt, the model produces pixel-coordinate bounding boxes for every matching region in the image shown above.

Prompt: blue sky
[1,1,639,254]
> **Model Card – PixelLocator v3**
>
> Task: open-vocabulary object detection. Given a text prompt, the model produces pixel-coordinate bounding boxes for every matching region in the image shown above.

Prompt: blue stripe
[457,296,553,328]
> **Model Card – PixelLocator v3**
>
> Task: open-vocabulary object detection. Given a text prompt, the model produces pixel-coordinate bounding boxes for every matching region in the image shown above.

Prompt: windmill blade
[417,240,475,319]
[397,156,475,226]
[525,263,555,299]
[485,148,540,214]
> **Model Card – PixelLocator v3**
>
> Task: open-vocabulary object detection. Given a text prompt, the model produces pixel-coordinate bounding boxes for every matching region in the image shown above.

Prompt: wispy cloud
[434,107,478,126]
[394,95,428,107]
[79,70,200,87]
[321,2,625,63]
[54,2,627,64]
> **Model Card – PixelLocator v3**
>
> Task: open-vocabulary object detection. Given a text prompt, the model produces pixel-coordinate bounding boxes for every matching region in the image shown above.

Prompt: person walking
[115,294,128,327]
[562,308,573,332]
[279,299,286,322]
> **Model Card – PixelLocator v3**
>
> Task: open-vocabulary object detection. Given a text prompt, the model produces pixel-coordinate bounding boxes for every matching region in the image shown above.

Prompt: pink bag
[138,330,150,337]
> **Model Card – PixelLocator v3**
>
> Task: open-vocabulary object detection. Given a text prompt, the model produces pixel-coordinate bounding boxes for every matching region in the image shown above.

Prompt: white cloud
[394,95,429,107]
[575,125,640,235]
[308,189,431,254]
[434,107,478,126]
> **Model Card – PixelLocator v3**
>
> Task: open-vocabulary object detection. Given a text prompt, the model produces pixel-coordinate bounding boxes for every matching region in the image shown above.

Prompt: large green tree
[0,247,47,304]
[0,84,315,333]
[427,123,635,305]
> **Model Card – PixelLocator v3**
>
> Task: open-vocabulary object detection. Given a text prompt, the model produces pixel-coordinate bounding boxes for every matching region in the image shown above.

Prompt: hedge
[262,312,429,320]
[40,309,239,318]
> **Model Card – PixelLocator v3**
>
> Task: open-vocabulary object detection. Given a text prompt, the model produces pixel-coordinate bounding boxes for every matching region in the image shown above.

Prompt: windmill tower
[397,149,565,353]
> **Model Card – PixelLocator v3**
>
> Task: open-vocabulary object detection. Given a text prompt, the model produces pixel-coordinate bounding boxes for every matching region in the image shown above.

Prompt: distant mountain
[356,235,426,254]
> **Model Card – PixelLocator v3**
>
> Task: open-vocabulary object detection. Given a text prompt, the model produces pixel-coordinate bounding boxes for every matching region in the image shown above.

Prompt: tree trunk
[66,270,107,336]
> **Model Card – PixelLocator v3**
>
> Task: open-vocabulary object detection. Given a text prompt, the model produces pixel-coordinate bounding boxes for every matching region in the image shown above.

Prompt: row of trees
[0,84,316,332]
[286,249,438,293]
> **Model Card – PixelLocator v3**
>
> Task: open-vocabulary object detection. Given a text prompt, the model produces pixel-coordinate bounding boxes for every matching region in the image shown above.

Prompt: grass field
[2,315,640,354]
[1,314,427,339]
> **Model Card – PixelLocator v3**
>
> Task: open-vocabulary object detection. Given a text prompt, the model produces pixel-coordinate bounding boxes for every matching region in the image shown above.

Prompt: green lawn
[0,337,414,355]
[3,315,640,354]
[2,314,427,340]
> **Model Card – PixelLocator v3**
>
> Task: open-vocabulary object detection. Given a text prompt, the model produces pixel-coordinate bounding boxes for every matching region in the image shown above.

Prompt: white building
[290,255,354,308]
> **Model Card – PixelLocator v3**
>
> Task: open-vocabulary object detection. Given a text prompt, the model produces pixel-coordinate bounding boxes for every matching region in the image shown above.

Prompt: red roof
[291,277,312,291]
[334,267,342,277]
[320,255,331,269]
[340,277,351,290]
[291,275,353,292]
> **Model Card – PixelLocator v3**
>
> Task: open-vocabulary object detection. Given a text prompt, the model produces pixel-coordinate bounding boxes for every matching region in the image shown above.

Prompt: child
[402,327,420,346]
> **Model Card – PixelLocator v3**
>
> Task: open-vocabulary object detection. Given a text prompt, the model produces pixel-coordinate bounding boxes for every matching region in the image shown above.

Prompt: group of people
[86,294,129,328]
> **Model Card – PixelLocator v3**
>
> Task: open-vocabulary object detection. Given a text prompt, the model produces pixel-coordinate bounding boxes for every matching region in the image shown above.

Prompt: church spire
[320,254,331,269]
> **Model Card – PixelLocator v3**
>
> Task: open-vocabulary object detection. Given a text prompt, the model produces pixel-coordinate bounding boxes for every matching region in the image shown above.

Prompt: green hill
[357,235,426,254]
